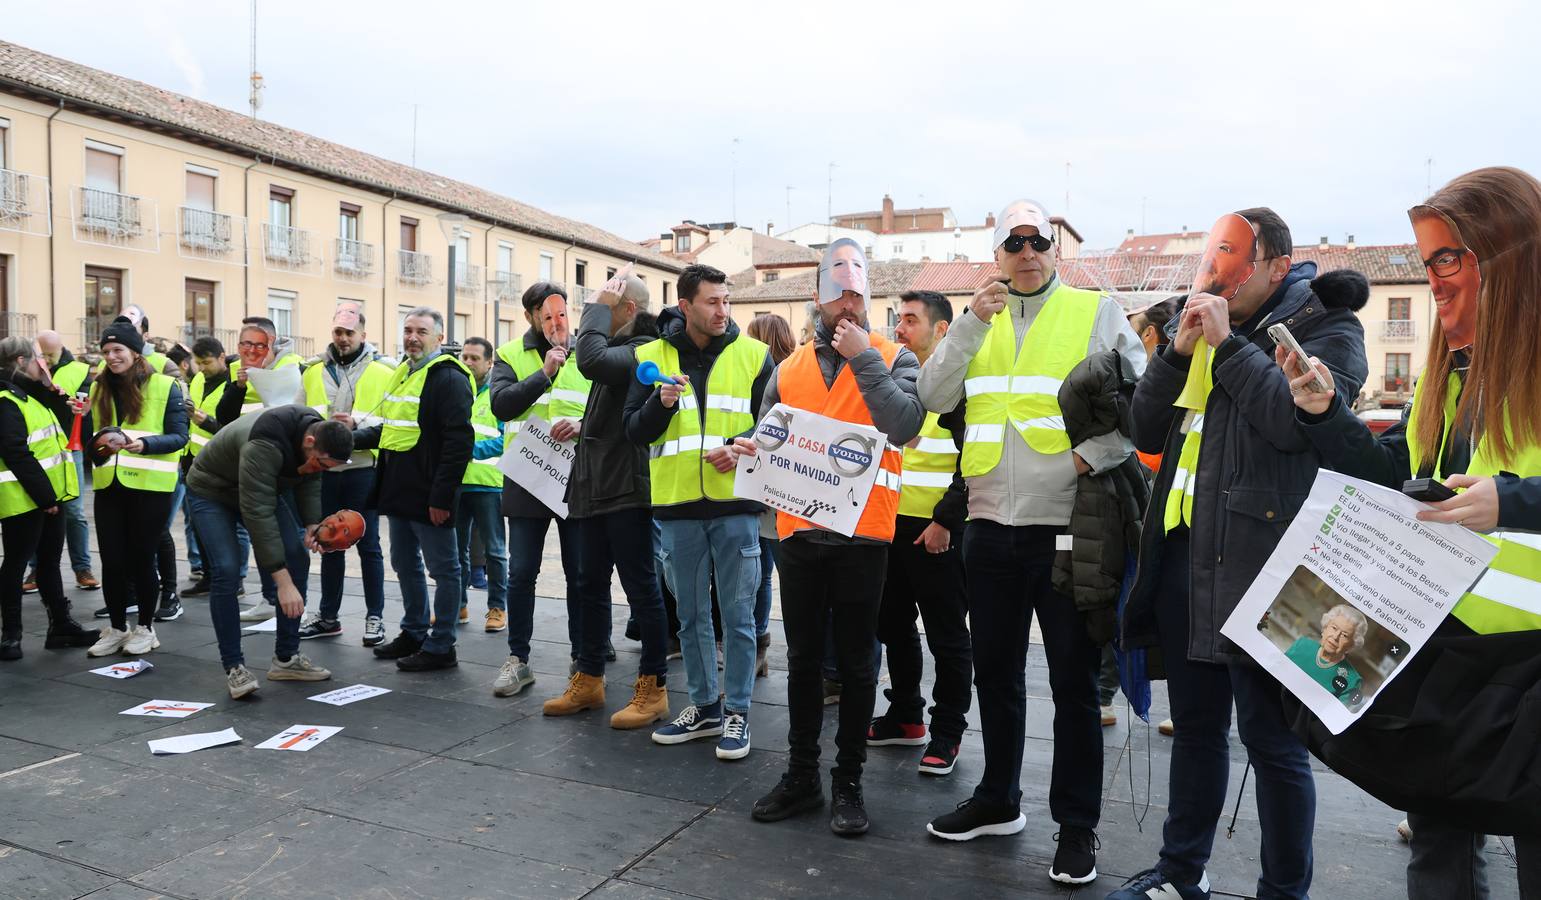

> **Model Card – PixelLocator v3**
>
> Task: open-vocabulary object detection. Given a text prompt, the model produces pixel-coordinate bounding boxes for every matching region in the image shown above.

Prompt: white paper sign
[91,659,153,679]
[121,699,215,719]
[308,684,391,706]
[246,365,304,408]
[498,415,574,518]
[257,724,343,751]
[242,617,278,633]
[733,403,886,538]
[1221,471,1499,735]
[148,727,242,755]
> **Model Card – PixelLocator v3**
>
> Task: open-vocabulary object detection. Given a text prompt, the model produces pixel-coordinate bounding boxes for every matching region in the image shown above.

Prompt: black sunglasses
[1001,233,1053,254]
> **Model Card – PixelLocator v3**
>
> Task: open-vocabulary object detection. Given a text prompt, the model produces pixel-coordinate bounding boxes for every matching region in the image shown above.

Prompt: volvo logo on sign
[755,409,794,452]
[827,433,877,477]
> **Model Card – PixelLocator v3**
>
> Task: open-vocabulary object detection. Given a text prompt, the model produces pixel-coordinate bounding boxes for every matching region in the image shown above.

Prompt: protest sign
[308,684,391,706]
[1221,470,1498,734]
[733,403,885,537]
[91,659,152,679]
[498,415,574,518]
[257,725,343,752]
[245,365,303,408]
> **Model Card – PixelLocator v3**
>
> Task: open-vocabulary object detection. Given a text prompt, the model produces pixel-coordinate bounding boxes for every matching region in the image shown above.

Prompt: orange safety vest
[775,334,904,543]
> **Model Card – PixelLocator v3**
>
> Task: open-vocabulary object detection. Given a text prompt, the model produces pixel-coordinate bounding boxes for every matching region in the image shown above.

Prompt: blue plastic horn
[635,360,680,386]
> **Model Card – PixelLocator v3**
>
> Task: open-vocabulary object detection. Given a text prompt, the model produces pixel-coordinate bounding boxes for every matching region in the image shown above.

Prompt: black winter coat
[353,355,473,524]
[1123,263,1370,669]
[566,303,659,518]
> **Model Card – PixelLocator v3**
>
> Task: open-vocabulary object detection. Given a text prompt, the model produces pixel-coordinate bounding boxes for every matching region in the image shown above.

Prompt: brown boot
[755,632,771,678]
[542,671,605,716]
[610,675,670,730]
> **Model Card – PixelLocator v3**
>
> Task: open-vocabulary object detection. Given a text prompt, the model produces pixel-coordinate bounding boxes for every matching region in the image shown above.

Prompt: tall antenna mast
[826,162,836,243]
[248,0,263,118]
[731,137,740,225]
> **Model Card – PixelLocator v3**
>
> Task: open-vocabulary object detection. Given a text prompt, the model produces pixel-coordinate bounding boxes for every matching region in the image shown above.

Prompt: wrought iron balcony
[263,223,320,273]
[178,207,246,263]
[0,169,51,236]
[1379,319,1417,343]
[0,310,37,340]
[397,249,433,287]
[334,238,378,279]
[492,270,523,303]
[73,186,158,251]
[456,262,483,294]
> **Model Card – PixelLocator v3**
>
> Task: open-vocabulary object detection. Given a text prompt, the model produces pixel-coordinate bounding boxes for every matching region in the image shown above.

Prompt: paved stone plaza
[0,530,1525,899]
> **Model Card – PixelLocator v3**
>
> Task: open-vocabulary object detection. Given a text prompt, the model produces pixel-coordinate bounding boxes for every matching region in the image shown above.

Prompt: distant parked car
[1359,408,1403,435]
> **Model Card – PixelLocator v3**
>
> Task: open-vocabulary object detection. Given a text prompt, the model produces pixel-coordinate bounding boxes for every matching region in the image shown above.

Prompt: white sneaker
[86,627,131,657]
[362,615,386,647]
[122,624,160,655]
[267,653,332,682]
[492,655,535,697]
[239,603,276,622]
[226,664,260,699]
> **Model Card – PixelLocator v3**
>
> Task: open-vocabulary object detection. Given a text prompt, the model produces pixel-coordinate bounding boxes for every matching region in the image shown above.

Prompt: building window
[892,242,903,256]
[400,217,418,251]
[764,271,779,283]
[339,202,361,241]
[185,167,216,211]
[0,117,8,169]
[663,282,671,304]
[84,266,125,341]
[497,243,515,275]
[185,278,216,335]
[606,266,617,281]
[1385,353,1412,393]
[538,253,553,282]
[456,233,472,282]
[268,185,294,227]
[84,141,123,193]
[1388,296,1411,320]
[267,288,297,338]
[574,260,587,287]
[674,234,690,254]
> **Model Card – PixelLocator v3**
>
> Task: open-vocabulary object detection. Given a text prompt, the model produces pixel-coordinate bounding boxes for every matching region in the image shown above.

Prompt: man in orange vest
[744,238,926,836]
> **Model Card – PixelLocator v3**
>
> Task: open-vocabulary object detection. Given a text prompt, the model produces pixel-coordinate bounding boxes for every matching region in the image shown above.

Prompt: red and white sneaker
[866,715,927,747]
[918,739,961,776]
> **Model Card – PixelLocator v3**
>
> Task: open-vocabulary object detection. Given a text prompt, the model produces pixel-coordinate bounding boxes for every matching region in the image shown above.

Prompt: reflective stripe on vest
[463,383,503,487]
[961,282,1101,477]
[0,391,79,516]
[90,373,179,492]
[495,339,592,433]
[185,371,227,458]
[898,410,958,519]
[1407,372,1541,633]
[379,354,474,452]
[634,335,767,506]
[303,358,395,457]
[774,333,904,542]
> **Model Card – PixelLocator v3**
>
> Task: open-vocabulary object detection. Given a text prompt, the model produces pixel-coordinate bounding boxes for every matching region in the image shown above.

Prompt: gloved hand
[1083,606,1118,646]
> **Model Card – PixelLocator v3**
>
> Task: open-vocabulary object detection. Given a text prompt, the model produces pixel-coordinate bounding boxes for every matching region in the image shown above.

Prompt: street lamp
[437,212,469,343]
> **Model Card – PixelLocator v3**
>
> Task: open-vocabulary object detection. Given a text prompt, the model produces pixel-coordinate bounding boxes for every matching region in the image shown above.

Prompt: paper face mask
[818,238,869,304]
[1192,213,1260,300]
[316,509,366,553]
[1408,204,1480,350]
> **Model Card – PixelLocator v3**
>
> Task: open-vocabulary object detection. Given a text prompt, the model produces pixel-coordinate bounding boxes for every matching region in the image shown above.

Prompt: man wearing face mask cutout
[1111,210,1368,900]
[917,199,1145,886]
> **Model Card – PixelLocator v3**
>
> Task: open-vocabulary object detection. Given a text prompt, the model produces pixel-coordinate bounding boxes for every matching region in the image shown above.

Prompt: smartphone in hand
[1402,477,1458,503]
[1267,323,1332,393]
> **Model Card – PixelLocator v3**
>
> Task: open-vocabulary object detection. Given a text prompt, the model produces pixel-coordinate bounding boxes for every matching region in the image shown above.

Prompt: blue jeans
[456,491,507,613]
[188,490,306,670]
[1155,533,1315,899]
[575,507,667,678]
[506,514,581,661]
[657,514,759,713]
[389,516,462,654]
[182,497,202,572]
[319,467,384,620]
[755,536,776,636]
[64,451,91,572]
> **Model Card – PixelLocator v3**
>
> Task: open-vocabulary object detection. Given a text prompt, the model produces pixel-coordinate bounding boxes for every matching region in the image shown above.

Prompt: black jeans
[964,520,1101,827]
[95,484,175,631]
[876,514,973,745]
[779,534,887,781]
[2,508,64,634]
[574,507,668,679]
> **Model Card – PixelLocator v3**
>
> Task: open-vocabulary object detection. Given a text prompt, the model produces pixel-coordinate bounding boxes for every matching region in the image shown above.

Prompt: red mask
[316,509,366,552]
[1192,213,1260,300]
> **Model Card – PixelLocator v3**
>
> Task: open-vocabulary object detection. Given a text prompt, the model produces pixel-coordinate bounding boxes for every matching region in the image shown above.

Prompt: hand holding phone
[1267,323,1332,394]
[1402,478,1458,503]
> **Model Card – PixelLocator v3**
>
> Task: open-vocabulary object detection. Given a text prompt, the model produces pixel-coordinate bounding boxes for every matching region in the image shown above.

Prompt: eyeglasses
[1422,247,1468,278]
[1001,233,1053,254]
[238,341,270,352]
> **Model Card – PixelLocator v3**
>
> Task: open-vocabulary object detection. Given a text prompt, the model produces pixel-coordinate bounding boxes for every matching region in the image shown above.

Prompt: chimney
[1126,228,1135,237]
[1180,225,1188,236]
[1319,235,1330,250]
[984,212,995,229]
[880,194,895,234]
[767,221,774,235]
[1346,234,1356,250]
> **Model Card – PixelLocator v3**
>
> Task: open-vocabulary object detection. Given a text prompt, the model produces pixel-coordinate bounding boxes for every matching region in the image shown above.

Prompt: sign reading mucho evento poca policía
[733,403,885,537]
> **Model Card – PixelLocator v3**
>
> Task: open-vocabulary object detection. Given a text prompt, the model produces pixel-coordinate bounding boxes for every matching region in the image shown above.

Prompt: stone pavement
[0,530,1527,899]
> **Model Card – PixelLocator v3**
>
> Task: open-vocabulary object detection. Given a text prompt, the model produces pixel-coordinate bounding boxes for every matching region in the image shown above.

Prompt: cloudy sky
[8,0,1538,250]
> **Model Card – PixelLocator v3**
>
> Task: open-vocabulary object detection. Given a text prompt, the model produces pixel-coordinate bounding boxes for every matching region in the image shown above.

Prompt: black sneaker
[373,632,422,660]
[605,638,617,662]
[154,595,184,622]
[867,715,927,746]
[1048,826,1099,885]
[830,779,868,836]
[624,616,640,641]
[397,648,457,671]
[183,577,211,598]
[751,772,824,822]
[917,739,961,776]
[926,797,1027,841]
[93,606,110,619]
[297,615,343,640]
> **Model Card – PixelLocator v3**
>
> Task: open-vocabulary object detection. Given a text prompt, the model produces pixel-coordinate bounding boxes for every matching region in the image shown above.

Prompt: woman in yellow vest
[84,318,189,658]
[0,337,98,659]
[1284,166,1541,899]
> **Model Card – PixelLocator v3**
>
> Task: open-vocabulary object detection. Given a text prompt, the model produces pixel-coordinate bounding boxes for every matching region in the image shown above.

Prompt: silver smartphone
[1267,323,1332,394]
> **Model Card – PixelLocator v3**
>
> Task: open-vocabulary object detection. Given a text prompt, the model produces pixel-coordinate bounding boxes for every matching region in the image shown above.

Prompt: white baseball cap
[992,199,1053,251]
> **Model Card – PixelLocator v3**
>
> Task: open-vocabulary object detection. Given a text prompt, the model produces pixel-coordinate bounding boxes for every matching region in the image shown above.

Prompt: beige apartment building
[0,41,681,359]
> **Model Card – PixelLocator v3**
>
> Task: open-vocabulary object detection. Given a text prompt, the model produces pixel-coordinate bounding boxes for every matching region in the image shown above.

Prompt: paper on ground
[121,700,215,719]
[91,659,152,679]
[1220,470,1498,734]
[308,684,391,706]
[148,727,242,755]
[242,617,278,633]
[257,725,343,751]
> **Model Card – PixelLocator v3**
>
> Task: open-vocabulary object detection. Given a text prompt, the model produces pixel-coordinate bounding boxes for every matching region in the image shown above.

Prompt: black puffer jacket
[567,303,659,518]
[1123,263,1370,670]
[1051,350,1149,614]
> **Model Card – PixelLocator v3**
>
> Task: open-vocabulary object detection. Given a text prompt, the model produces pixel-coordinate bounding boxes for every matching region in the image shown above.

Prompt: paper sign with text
[733,404,885,538]
[498,415,574,518]
[91,659,152,679]
[257,725,343,752]
[1221,470,1497,734]
[308,684,391,706]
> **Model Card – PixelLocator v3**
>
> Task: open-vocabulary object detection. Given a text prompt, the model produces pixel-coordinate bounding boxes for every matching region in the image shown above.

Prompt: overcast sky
[9,0,1539,250]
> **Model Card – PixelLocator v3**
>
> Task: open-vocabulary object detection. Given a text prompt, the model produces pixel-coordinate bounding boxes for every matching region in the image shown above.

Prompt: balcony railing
[397,250,433,288]
[570,284,595,304]
[0,169,51,236]
[178,207,247,265]
[73,186,159,252]
[456,262,483,294]
[286,335,317,359]
[334,238,378,282]
[1379,319,1417,343]
[262,223,323,276]
[0,311,37,340]
[491,270,523,303]
[180,325,240,353]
